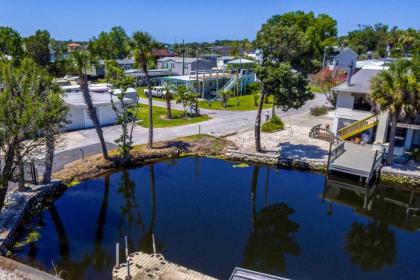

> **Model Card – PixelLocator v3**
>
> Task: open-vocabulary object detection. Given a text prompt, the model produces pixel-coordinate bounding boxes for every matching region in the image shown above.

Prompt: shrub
[310,106,328,116]
[262,115,285,132]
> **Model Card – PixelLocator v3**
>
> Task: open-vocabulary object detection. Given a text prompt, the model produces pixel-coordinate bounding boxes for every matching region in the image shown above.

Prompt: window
[352,94,371,111]
[171,63,175,68]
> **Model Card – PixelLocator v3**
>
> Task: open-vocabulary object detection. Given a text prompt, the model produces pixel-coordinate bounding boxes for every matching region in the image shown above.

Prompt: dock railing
[326,141,345,173]
[366,149,384,185]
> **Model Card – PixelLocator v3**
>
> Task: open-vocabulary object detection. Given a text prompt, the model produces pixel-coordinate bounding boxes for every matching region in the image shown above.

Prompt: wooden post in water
[152,234,157,255]
[125,236,131,279]
[115,243,120,267]
[326,142,333,175]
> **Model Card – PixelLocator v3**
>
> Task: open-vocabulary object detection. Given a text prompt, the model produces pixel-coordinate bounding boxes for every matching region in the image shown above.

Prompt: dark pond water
[12,157,420,280]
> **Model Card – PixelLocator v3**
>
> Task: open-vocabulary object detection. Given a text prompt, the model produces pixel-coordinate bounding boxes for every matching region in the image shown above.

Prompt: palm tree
[69,50,109,160]
[370,60,419,165]
[131,31,157,149]
[162,82,174,119]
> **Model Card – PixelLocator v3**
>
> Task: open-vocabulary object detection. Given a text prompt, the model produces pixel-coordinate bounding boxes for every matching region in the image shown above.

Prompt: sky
[1,0,419,43]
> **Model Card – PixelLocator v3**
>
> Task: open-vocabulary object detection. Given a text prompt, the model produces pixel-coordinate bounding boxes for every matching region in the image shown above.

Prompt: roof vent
[346,60,354,86]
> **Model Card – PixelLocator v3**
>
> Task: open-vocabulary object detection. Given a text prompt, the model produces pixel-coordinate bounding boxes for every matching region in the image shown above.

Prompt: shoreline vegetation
[52,134,420,189]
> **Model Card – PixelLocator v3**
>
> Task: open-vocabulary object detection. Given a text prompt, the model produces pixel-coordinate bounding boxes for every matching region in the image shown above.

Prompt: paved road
[56,94,328,158]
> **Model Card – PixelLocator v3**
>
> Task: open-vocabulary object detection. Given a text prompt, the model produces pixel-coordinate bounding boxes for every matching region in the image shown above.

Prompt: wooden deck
[328,142,383,180]
[112,252,217,280]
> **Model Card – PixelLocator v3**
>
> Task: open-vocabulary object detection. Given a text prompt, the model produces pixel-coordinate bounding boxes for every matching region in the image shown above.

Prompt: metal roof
[218,56,235,61]
[64,90,134,107]
[157,56,210,64]
[230,268,290,280]
[332,67,385,94]
[227,58,255,65]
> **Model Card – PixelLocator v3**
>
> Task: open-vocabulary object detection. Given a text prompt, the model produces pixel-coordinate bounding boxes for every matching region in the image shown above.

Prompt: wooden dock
[112,252,217,280]
[327,141,384,185]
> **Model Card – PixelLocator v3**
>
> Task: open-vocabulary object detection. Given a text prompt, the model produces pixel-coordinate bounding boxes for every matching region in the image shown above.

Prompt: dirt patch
[53,134,235,184]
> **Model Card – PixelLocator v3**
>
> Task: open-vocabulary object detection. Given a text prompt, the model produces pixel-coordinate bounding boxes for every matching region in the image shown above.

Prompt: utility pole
[182,39,185,75]
[195,49,199,116]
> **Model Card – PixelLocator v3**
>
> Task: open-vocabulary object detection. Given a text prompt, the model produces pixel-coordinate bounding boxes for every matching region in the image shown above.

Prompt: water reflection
[92,175,110,268]
[345,221,396,271]
[242,167,300,273]
[49,204,70,260]
[117,170,144,251]
[323,176,420,231]
[11,158,420,279]
[139,165,164,254]
[324,176,420,272]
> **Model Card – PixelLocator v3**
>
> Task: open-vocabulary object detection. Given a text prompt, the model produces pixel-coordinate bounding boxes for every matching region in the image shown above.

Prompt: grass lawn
[198,94,273,111]
[135,105,211,128]
[137,86,272,111]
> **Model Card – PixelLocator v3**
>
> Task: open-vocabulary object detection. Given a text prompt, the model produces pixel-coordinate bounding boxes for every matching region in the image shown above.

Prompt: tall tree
[369,60,419,165]
[68,50,109,159]
[131,31,157,148]
[254,62,313,152]
[25,30,51,67]
[258,11,337,75]
[0,26,23,62]
[88,26,130,60]
[0,58,67,206]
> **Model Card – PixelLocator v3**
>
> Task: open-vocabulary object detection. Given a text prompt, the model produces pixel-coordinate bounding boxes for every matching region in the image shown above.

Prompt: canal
[12,157,420,279]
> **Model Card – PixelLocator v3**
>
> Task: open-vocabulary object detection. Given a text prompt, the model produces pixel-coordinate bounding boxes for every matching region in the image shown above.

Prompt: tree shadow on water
[345,221,396,271]
[242,166,300,274]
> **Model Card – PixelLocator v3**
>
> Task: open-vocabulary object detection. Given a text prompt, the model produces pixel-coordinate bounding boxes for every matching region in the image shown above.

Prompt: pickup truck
[144,86,167,98]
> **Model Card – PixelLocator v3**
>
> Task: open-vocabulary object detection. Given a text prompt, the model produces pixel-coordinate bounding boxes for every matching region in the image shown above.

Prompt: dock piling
[152,234,157,255]
[116,243,120,267]
[125,236,131,279]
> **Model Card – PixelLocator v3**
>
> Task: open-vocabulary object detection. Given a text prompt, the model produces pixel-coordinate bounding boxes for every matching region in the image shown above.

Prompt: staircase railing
[309,125,341,145]
[338,114,379,140]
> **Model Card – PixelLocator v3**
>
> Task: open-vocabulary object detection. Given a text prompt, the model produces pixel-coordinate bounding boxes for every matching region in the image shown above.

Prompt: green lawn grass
[137,86,272,111]
[136,105,211,128]
[198,94,273,111]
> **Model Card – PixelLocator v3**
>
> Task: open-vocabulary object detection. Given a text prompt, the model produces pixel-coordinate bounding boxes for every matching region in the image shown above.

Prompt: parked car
[144,86,167,98]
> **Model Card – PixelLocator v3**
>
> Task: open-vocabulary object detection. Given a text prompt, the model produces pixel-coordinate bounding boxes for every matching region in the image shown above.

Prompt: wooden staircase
[338,114,379,140]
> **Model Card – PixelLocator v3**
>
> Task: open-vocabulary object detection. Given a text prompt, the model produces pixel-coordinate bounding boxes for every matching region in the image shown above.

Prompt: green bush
[262,115,285,132]
[310,106,328,116]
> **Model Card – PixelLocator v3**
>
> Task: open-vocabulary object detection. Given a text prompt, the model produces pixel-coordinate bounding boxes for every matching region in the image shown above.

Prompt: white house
[63,91,134,131]
[157,57,213,76]
[332,64,420,157]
